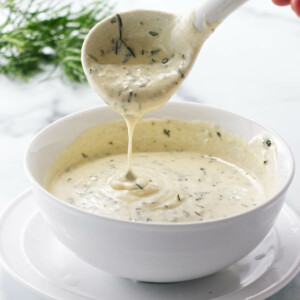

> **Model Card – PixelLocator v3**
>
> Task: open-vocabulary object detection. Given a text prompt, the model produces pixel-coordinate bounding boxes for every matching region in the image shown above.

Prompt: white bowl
[24,102,294,283]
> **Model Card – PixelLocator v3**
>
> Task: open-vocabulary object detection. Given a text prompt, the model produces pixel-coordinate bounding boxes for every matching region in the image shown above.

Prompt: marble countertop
[0,0,299,299]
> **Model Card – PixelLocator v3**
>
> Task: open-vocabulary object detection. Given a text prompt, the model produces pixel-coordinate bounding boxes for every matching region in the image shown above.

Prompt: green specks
[178,69,185,78]
[82,153,88,158]
[162,58,169,64]
[163,129,171,137]
[109,141,113,145]
[149,31,158,36]
[263,139,272,147]
[151,49,160,55]
[264,160,268,164]
[194,211,201,216]
[177,194,181,202]
[127,90,136,102]
[216,131,222,138]
[87,54,98,62]
[135,183,143,190]
[114,13,136,59]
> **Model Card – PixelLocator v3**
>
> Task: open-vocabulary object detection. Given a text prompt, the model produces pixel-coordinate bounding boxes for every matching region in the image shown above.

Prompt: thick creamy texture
[53,11,277,222]
[82,10,214,177]
[46,119,277,222]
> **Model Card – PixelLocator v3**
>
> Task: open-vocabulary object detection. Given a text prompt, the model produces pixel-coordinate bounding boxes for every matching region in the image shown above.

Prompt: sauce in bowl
[45,118,277,222]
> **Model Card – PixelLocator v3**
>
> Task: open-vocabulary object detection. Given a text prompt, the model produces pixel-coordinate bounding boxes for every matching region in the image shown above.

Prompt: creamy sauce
[46,119,277,222]
[82,10,214,178]
[47,11,277,222]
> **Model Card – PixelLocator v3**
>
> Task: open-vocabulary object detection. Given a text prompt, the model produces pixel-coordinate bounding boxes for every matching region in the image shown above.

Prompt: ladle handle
[194,0,248,31]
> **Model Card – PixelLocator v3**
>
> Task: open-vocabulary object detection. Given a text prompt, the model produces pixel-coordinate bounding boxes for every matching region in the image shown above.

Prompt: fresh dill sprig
[0,0,113,82]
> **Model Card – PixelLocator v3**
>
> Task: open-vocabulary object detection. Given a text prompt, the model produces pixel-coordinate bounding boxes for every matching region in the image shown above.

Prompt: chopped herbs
[82,153,89,158]
[264,139,272,147]
[128,91,134,102]
[116,13,123,38]
[87,54,98,62]
[177,194,181,201]
[151,49,160,55]
[135,183,143,190]
[113,13,136,59]
[178,69,185,78]
[216,131,222,138]
[149,31,158,36]
[163,129,171,137]
[162,58,169,64]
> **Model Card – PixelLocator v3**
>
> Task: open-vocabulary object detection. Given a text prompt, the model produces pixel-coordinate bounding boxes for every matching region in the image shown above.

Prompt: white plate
[0,190,299,300]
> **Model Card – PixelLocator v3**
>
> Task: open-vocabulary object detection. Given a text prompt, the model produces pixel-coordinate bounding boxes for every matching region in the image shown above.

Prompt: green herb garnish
[216,131,222,138]
[163,129,170,137]
[264,139,272,147]
[115,13,136,58]
[151,49,160,55]
[177,194,181,201]
[82,153,89,158]
[0,0,113,82]
[149,31,158,36]
[178,68,185,78]
[135,183,143,190]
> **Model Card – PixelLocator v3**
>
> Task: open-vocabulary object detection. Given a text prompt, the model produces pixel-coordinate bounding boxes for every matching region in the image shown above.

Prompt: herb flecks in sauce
[47,118,277,223]
[163,129,171,137]
[149,31,158,36]
[263,139,272,147]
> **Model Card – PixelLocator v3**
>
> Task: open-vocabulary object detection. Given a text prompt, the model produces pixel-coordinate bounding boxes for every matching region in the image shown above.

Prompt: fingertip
[272,0,290,6]
[291,0,300,16]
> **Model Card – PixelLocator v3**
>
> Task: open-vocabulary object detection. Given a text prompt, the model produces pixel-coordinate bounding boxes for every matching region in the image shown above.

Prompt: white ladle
[81,0,248,116]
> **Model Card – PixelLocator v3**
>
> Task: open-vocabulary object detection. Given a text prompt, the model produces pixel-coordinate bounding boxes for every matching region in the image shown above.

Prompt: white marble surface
[0,0,300,299]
